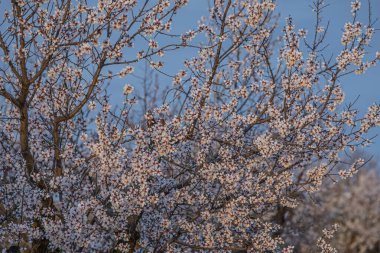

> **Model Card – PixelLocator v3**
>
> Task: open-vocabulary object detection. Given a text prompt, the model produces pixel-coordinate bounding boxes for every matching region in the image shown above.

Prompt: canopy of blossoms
[0,0,379,252]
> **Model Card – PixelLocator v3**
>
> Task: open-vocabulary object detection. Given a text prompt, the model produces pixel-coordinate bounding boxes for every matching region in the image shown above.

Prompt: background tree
[0,0,379,252]
[283,154,380,253]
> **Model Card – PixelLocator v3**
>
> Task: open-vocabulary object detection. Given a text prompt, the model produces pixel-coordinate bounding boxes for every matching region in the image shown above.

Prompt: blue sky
[277,1,380,160]
[159,0,380,159]
[98,0,380,159]
[0,0,378,159]
[275,0,380,160]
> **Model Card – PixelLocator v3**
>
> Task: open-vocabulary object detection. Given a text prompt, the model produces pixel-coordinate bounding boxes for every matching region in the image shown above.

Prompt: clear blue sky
[1,0,378,158]
[275,1,380,159]
[157,0,380,159]
[104,0,380,159]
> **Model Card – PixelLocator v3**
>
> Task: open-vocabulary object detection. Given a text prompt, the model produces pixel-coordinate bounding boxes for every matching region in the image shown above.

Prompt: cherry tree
[283,164,380,253]
[0,0,379,252]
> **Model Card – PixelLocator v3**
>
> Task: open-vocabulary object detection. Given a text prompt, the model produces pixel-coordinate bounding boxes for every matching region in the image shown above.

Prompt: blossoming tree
[0,0,379,252]
[283,158,380,253]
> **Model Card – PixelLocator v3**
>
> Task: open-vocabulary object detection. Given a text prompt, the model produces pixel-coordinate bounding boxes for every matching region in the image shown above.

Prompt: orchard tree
[0,0,379,252]
[283,162,380,253]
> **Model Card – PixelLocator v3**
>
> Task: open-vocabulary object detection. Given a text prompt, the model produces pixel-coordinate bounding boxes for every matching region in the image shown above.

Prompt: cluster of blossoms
[118,66,135,78]
[317,224,340,253]
[0,0,379,252]
[351,0,361,15]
